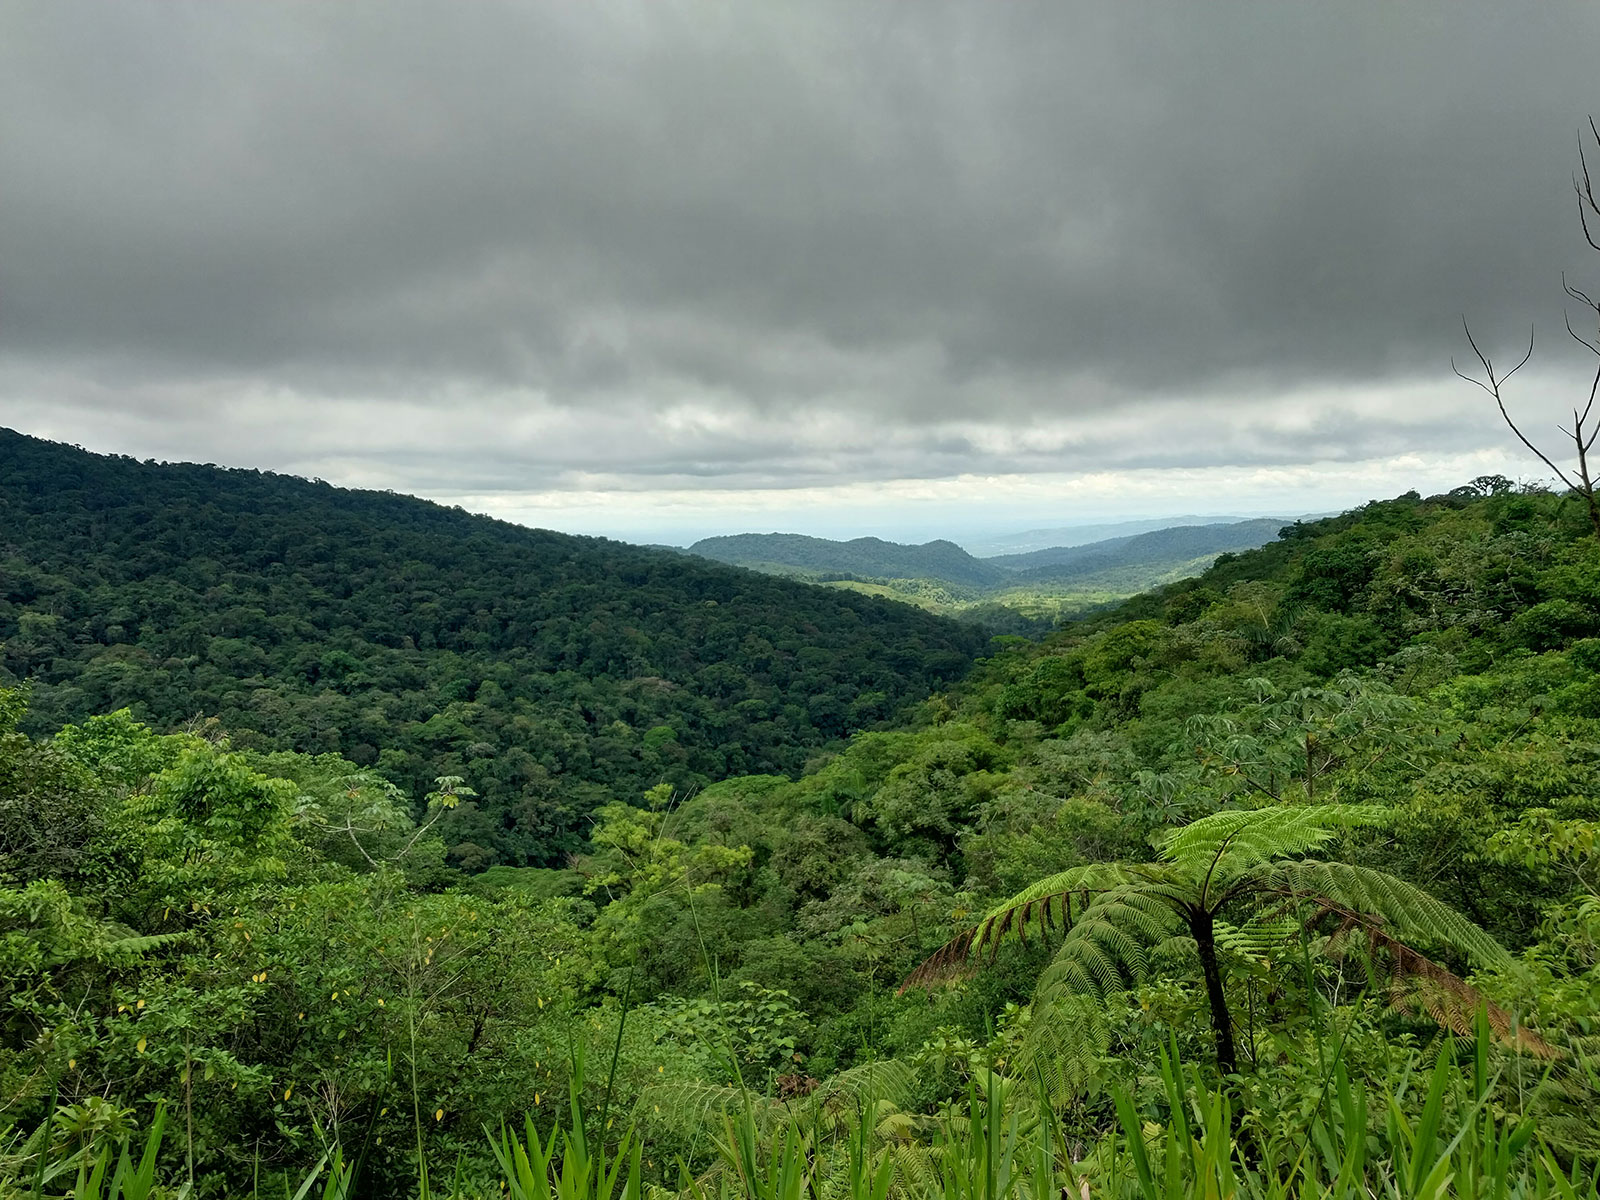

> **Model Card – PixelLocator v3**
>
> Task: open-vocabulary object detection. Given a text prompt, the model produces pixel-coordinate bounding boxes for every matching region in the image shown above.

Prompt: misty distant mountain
[961,515,1256,557]
[686,518,1289,596]
[687,533,1008,587]
[987,518,1289,581]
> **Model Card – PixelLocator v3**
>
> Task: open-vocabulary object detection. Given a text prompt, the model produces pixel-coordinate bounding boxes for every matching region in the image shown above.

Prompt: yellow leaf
[377,998,385,1007]
[136,999,144,1009]
[380,1107,388,1117]
[67,1059,76,1070]
[435,1109,444,1121]
[534,1093,541,1106]
[136,1038,147,1054]
[285,1086,293,1100]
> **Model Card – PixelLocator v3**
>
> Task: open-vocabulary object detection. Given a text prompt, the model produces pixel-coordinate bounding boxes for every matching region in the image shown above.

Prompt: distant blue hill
[686,533,1009,587]
[685,518,1290,593]
[987,518,1290,581]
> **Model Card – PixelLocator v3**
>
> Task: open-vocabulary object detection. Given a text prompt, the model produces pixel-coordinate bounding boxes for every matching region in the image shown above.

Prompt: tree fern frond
[1035,890,1180,1005]
[102,931,188,956]
[1266,860,1512,970]
[892,1143,942,1195]
[1305,893,1555,1057]
[1159,805,1393,901]
[872,1110,922,1143]
[900,862,1141,990]
[1388,969,1555,1058]
[1015,993,1111,1106]
[1212,917,1298,967]
[810,1059,917,1127]
[635,1078,767,1135]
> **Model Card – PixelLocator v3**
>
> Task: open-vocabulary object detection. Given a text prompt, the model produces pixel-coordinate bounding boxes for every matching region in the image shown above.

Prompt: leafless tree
[1455,117,1600,541]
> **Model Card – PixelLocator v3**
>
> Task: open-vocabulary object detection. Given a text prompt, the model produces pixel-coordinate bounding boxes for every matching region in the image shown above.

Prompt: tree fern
[904,804,1536,1081]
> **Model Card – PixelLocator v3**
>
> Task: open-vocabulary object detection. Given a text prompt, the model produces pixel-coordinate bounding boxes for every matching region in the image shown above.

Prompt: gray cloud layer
[3,2,1598,520]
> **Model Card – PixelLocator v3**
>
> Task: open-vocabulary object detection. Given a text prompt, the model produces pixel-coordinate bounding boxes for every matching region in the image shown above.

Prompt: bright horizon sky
[3,4,1596,546]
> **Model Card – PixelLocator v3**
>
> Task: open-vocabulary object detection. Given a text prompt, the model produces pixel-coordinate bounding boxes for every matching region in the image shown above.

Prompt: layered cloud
[3,2,1597,538]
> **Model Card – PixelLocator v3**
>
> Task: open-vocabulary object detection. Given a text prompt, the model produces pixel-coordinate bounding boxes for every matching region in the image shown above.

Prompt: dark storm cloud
[3,1,1598,494]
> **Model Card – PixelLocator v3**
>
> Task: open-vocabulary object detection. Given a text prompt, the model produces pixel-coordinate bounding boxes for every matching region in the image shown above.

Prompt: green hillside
[690,519,1291,628]
[6,470,1600,1195]
[990,516,1287,577]
[0,429,986,866]
[688,532,1008,587]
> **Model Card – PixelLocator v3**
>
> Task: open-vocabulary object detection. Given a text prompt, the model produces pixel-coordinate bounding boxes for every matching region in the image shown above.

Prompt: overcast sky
[4,3,1599,544]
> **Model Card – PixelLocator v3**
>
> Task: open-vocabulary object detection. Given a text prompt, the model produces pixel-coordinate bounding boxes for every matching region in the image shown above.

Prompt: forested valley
[4,436,1600,1197]
[684,519,1290,631]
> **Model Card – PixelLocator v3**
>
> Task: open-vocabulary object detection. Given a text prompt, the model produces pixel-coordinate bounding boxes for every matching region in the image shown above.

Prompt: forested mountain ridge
[685,518,1292,629]
[987,516,1287,577]
[687,532,1009,586]
[0,429,986,865]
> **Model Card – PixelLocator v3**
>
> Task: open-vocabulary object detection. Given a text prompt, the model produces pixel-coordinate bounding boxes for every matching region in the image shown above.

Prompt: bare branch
[1457,120,1600,539]
[1562,304,1600,357]
[1457,320,1576,489]
[1578,121,1600,253]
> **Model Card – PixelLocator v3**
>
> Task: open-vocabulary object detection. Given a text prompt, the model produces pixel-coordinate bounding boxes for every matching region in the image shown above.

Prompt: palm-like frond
[1387,963,1554,1057]
[636,1078,759,1135]
[1014,993,1111,1106]
[102,931,188,957]
[1291,891,1556,1058]
[1212,915,1298,969]
[1158,805,1393,903]
[1263,860,1511,970]
[901,862,1144,989]
[636,1058,917,1140]
[1034,889,1180,1003]
[891,1143,942,1197]
[808,1059,918,1129]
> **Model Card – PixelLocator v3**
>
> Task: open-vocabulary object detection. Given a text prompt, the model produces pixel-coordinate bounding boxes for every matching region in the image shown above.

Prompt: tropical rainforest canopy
[0,429,983,867]
[3,437,1600,1196]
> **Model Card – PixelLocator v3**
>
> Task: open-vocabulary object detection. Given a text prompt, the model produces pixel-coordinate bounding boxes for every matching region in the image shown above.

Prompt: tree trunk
[1191,910,1238,1076]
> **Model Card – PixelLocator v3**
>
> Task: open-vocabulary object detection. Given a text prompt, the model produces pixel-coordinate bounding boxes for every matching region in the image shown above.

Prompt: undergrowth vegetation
[4,476,1600,1195]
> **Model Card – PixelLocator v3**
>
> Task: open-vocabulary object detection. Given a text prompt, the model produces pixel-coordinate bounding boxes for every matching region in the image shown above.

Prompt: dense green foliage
[5,465,1600,1195]
[0,430,984,866]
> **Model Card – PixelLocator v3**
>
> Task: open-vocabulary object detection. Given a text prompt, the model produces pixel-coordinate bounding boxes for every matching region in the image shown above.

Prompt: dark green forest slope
[0,430,984,865]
